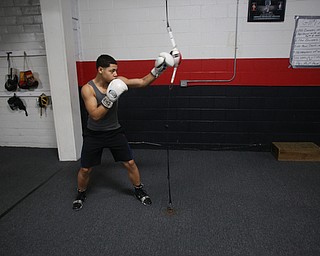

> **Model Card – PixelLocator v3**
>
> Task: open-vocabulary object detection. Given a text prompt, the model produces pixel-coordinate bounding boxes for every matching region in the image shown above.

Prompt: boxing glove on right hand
[101,79,128,109]
[151,52,175,78]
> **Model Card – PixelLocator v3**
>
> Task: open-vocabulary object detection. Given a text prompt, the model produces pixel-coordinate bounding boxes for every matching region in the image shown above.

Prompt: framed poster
[248,0,286,22]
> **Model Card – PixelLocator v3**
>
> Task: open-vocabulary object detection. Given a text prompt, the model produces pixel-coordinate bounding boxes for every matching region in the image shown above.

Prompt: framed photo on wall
[248,0,286,22]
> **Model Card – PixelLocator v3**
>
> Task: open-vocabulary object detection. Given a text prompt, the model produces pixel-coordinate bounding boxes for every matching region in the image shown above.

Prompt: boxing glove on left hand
[151,52,175,78]
[101,79,128,109]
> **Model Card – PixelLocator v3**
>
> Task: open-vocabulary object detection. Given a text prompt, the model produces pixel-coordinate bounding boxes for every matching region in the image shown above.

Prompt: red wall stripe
[76,58,320,86]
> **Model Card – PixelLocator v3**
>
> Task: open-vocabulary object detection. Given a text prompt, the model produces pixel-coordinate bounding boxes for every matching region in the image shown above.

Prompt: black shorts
[80,127,133,168]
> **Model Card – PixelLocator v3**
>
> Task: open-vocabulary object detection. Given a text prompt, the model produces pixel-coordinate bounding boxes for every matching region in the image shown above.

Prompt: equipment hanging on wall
[38,93,49,116]
[19,70,39,89]
[7,93,28,116]
[4,52,18,92]
[19,52,39,90]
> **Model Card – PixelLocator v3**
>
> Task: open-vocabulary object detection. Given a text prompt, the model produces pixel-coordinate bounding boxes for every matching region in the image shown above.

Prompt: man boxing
[73,53,174,210]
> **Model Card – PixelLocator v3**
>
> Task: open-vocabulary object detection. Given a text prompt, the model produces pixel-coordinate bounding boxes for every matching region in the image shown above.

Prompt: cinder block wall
[0,0,56,147]
[1,0,320,150]
[77,0,320,60]
[77,0,320,150]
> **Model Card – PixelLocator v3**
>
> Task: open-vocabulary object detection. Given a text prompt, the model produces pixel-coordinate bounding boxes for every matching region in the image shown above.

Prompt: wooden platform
[271,142,320,161]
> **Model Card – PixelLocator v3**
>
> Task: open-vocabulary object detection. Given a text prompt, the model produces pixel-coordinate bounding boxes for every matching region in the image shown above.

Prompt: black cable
[164,0,174,213]
[165,0,170,28]
[165,85,174,212]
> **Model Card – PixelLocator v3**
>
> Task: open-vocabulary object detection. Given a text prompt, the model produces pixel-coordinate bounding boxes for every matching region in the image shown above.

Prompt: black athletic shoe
[134,184,152,205]
[72,190,86,211]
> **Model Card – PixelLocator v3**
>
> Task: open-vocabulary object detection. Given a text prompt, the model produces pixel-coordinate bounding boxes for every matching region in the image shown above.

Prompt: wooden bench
[271,142,320,161]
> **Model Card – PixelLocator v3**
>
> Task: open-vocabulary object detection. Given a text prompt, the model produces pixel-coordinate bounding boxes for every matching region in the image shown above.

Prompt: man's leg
[122,160,152,205]
[122,159,140,186]
[77,167,92,191]
[73,167,92,210]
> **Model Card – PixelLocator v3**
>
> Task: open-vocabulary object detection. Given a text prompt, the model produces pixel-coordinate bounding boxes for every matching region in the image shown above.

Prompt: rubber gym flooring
[0,147,320,256]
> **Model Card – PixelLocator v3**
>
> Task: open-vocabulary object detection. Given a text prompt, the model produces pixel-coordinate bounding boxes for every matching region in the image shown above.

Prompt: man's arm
[118,73,156,89]
[81,84,109,121]
[118,52,174,88]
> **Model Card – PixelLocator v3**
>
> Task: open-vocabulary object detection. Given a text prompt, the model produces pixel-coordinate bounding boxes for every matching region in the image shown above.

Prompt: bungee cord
[165,0,181,85]
[164,0,181,214]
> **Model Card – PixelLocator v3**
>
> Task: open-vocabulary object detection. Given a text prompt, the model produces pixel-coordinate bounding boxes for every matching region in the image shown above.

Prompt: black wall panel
[117,85,320,151]
[79,86,320,151]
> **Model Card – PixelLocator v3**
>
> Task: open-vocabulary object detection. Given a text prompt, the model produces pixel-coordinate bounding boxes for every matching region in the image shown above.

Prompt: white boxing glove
[101,79,128,109]
[170,48,182,67]
[151,52,175,78]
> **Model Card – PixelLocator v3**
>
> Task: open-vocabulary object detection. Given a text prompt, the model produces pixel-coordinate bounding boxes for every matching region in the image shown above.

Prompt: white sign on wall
[290,16,320,68]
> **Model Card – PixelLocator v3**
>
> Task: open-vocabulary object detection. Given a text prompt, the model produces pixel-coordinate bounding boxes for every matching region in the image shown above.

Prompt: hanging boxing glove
[150,52,174,78]
[170,48,182,83]
[170,48,182,67]
[101,79,128,109]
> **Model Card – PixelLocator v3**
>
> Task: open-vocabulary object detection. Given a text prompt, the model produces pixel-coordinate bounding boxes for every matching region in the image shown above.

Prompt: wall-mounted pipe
[180,0,240,87]
[0,50,46,58]
[0,91,51,97]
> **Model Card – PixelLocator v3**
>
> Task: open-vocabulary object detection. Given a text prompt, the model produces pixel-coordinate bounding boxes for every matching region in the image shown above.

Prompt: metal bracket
[180,80,188,87]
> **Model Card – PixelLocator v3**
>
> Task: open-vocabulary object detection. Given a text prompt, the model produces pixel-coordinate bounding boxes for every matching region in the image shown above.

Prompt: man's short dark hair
[96,55,117,70]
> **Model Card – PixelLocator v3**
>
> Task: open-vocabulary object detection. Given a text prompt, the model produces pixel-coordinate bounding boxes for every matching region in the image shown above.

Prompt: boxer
[73,53,174,210]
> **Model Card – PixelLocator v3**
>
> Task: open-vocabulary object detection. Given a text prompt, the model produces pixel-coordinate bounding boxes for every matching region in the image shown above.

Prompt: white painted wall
[78,0,320,60]
[0,0,319,151]
[40,0,82,160]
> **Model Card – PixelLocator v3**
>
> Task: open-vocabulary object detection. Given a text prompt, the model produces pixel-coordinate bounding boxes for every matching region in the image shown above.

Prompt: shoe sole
[135,195,152,206]
[72,199,84,210]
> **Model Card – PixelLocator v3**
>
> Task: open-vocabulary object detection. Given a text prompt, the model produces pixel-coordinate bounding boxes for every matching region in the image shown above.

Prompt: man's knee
[79,167,92,177]
[123,159,136,170]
